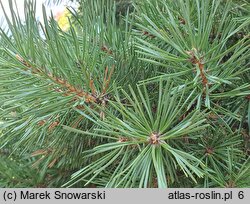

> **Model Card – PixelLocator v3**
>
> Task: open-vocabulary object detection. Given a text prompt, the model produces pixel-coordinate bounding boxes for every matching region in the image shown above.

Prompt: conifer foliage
[0,0,249,187]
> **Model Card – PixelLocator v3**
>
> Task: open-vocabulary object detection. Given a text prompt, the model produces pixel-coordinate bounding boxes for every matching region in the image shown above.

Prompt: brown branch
[16,54,115,123]
[16,54,96,103]
[187,50,208,89]
[16,54,42,74]
[47,72,96,103]
[197,61,208,88]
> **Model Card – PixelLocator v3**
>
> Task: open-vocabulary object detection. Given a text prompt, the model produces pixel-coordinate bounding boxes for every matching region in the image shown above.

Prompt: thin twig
[16,54,96,103]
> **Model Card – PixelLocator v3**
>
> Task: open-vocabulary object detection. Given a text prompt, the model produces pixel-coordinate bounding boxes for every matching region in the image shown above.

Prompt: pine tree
[0,0,249,188]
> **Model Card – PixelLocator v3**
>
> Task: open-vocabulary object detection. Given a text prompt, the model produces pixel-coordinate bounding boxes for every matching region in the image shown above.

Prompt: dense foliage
[0,0,249,187]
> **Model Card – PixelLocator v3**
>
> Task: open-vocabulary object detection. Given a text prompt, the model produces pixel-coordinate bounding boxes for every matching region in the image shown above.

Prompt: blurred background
[0,0,78,30]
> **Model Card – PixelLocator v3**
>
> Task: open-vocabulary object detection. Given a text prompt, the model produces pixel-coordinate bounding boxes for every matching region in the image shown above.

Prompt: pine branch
[15,54,97,103]
[186,48,208,90]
